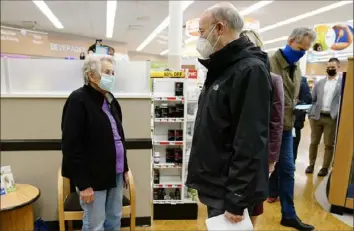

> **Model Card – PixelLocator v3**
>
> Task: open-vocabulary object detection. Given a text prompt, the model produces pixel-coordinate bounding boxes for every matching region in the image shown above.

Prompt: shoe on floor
[267,197,279,203]
[281,216,315,231]
[317,168,328,177]
[305,165,314,174]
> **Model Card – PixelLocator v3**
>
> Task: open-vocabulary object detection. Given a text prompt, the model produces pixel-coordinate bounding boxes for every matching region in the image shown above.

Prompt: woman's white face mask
[196,25,220,59]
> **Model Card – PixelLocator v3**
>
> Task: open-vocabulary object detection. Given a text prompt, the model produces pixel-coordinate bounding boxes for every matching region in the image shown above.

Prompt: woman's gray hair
[206,3,244,34]
[240,30,264,50]
[83,54,115,85]
[289,27,317,43]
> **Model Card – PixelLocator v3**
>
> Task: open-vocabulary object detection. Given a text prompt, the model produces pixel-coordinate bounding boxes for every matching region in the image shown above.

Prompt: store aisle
[123,121,351,231]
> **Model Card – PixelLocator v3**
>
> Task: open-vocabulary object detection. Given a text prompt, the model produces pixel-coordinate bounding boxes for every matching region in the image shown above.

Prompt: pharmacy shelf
[154,118,184,123]
[153,163,182,169]
[153,96,184,102]
[153,183,182,188]
[153,141,184,146]
[151,70,199,220]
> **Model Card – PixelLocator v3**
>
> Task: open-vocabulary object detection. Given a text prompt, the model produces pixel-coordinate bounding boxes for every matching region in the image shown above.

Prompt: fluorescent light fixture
[136,1,194,51]
[240,1,274,16]
[263,36,288,45]
[265,47,282,52]
[259,1,353,33]
[32,0,63,29]
[160,49,169,55]
[159,1,274,55]
[106,0,117,38]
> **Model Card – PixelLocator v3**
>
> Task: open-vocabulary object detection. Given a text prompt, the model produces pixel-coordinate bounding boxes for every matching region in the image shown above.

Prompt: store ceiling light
[259,1,353,33]
[263,36,288,45]
[32,0,63,29]
[136,1,194,52]
[160,49,169,55]
[106,0,117,38]
[239,1,274,16]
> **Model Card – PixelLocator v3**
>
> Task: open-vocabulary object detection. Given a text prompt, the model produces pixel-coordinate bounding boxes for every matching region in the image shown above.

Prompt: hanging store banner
[243,18,260,31]
[308,21,353,62]
[185,18,200,37]
[312,22,353,52]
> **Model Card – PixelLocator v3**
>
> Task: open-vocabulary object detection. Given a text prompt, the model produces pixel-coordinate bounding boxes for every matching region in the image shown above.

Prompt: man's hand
[124,172,129,189]
[224,211,244,223]
[269,162,276,173]
[80,187,94,204]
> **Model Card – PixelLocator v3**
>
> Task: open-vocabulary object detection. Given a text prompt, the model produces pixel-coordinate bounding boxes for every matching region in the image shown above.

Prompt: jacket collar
[274,49,299,69]
[198,36,250,72]
[84,84,105,105]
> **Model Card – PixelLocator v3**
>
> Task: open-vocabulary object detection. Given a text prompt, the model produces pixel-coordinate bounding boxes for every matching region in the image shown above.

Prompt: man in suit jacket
[306,58,342,177]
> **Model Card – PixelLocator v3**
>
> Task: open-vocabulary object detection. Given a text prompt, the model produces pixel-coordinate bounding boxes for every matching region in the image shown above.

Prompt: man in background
[186,2,271,223]
[268,28,316,231]
[293,76,312,163]
[306,58,342,177]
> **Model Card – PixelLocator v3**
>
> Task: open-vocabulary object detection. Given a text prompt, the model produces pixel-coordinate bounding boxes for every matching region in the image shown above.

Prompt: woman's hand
[124,172,129,189]
[80,187,94,204]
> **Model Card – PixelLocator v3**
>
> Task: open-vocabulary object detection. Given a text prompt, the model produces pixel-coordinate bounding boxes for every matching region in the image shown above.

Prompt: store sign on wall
[50,43,86,53]
[1,26,50,56]
[1,27,49,45]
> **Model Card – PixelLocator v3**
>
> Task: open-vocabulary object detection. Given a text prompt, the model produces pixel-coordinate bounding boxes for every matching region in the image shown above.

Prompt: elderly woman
[239,30,285,226]
[61,54,128,231]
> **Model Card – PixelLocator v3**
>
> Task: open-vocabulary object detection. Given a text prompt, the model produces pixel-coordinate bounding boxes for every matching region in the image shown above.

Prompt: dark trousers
[293,128,301,162]
[268,130,296,219]
[207,205,256,218]
[207,207,224,218]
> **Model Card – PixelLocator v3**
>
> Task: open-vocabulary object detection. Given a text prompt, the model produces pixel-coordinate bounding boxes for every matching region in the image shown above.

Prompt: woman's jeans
[269,130,297,219]
[79,173,123,231]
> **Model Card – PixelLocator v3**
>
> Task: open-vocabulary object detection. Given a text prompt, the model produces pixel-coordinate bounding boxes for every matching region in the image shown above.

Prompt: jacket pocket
[284,107,294,130]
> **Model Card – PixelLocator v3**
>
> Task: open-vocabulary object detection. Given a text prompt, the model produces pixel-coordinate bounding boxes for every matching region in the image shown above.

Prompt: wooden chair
[58,168,136,231]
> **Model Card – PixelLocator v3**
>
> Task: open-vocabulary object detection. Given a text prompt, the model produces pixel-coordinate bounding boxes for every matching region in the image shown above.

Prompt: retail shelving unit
[150,70,199,220]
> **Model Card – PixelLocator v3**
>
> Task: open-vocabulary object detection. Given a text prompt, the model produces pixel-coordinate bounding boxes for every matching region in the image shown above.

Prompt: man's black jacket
[294,77,312,129]
[186,36,272,215]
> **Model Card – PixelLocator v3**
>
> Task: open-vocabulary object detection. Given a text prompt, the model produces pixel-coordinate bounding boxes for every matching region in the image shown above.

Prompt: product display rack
[150,70,199,220]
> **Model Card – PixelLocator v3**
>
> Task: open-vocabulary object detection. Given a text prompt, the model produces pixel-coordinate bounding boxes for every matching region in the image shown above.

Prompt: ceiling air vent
[136,16,150,21]
[128,25,143,30]
[21,21,38,30]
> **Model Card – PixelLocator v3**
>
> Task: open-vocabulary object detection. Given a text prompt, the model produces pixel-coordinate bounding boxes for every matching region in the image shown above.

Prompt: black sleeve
[61,93,90,191]
[299,77,312,104]
[224,64,271,215]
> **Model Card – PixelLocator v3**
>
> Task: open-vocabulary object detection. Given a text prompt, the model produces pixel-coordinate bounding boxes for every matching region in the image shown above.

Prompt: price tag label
[151,71,185,78]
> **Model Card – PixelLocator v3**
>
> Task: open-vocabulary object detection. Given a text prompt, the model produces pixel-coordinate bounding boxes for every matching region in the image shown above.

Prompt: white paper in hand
[295,104,312,110]
[205,209,253,231]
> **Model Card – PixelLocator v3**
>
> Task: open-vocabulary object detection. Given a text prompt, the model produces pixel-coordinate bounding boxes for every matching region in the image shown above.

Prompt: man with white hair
[186,3,272,223]
[268,28,316,230]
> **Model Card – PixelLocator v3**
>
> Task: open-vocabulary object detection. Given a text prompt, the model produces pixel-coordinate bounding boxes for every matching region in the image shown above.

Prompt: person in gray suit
[306,57,342,177]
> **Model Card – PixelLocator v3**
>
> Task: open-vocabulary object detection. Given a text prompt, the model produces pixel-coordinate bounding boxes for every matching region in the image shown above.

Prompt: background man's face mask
[196,25,220,59]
